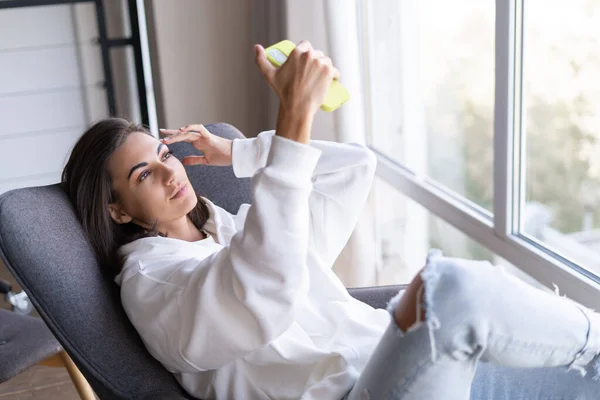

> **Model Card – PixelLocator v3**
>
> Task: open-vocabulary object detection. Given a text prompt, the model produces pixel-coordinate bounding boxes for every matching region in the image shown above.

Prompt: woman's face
[107,131,197,228]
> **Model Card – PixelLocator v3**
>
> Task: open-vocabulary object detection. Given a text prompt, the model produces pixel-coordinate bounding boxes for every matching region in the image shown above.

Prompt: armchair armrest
[347,284,407,310]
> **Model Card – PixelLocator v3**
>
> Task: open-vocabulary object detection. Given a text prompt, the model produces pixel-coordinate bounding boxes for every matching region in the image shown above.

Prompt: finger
[332,66,341,80]
[295,40,312,52]
[319,56,333,67]
[254,44,275,80]
[179,124,206,133]
[182,125,211,140]
[161,131,200,144]
[159,128,180,135]
[182,155,209,166]
[313,50,324,59]
[290,40,313,61]
[317,58,340,80]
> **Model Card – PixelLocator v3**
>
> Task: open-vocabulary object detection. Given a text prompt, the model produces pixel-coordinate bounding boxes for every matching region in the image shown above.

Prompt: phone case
[265,40,350,112]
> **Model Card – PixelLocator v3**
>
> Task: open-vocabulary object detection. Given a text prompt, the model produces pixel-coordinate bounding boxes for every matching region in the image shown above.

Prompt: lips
[170,184,188,200]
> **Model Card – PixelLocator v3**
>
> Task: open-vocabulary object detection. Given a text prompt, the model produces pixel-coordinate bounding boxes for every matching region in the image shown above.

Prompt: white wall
[0,3,109,195]
[147,0,263,136]
[146,0,338,140]
[0,0,290,194]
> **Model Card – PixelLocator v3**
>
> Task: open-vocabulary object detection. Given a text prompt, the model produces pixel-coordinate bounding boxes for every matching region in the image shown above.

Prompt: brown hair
[61,117,210,279]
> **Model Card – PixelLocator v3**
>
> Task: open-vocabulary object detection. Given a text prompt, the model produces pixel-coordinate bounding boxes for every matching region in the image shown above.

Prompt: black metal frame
[0,0,151,126]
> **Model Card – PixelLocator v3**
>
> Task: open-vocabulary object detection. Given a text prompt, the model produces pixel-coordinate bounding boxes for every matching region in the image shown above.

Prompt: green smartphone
[265,40,350,112]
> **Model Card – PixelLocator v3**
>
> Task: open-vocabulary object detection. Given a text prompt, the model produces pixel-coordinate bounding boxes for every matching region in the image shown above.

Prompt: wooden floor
[0,366,81,399]
[0,261,84,399]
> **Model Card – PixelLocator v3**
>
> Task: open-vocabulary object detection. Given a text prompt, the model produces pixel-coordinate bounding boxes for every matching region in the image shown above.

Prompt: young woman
[61,40,600,399]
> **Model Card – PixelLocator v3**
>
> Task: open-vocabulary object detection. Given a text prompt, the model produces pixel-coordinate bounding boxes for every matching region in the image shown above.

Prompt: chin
[185,192,199,211]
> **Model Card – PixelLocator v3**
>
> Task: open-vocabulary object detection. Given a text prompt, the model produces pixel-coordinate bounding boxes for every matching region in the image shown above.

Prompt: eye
[139,170,150,182]
[138,152,173,183]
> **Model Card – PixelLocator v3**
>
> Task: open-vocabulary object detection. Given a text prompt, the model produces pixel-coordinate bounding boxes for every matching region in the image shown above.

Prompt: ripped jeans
[343,251,600,400]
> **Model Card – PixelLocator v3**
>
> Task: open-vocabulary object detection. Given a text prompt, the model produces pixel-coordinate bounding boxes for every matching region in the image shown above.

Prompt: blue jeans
[343,251,600,400]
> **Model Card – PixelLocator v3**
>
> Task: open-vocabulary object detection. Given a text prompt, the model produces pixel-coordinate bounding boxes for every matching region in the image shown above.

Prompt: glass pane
[522,0,600,275]
[365,0,495,211]
[374,177,549,291]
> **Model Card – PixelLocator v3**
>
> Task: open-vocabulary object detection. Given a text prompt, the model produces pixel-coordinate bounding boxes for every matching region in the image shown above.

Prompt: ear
[108,203,133,224]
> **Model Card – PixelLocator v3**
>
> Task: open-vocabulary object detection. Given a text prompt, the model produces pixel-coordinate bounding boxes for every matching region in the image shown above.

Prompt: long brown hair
[61,117,210,279]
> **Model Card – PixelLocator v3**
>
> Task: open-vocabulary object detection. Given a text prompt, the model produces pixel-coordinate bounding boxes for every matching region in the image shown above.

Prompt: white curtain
[266,0,379,287]
[322,0,378,288]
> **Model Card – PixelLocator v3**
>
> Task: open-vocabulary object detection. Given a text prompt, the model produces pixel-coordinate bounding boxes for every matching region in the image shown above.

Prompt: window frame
[359,0,600,308]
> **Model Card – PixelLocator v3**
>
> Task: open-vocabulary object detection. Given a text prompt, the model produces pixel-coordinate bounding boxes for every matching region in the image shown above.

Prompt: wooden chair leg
[59,350,97,400]
[37,350,97,399]
[37,351,96,399]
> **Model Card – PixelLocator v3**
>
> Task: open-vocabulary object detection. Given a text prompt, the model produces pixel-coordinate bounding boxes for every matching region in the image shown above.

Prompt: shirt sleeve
[232,130,377,267]
[120,135,321,372]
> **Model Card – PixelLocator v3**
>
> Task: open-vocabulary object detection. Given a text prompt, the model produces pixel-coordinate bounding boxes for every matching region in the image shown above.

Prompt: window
[374,176,549,292]
[360,0,600,307]
[365,0,495,211]
[520,0,600,277]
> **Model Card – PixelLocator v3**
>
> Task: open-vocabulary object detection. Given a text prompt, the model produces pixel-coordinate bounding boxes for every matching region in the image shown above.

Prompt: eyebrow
[127,143,166,180]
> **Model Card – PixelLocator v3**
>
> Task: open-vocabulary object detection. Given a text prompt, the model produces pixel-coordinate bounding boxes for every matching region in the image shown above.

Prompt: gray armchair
[0,123,406,400]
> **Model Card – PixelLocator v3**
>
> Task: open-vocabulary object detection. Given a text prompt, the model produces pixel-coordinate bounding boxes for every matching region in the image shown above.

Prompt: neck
[158,215,205,242]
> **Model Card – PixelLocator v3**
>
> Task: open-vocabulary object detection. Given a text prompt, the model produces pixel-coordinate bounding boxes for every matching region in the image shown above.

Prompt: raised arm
[232,128,376,267]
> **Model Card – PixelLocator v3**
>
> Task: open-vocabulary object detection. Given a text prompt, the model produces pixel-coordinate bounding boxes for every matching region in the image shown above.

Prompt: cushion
[0,309,62,382]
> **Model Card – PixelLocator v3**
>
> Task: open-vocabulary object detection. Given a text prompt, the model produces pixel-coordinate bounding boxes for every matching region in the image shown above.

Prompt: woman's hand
[254,40,339,144]
[159,124,232,167]
[254,40,340,118]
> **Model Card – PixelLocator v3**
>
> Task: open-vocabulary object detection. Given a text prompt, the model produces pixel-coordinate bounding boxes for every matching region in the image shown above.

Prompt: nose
[161,164,177,186]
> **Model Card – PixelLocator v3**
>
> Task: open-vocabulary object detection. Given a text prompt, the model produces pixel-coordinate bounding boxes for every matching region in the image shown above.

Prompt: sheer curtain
[322,0,378,287]
[259,0,379,287]
[322,0,378,288]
